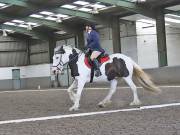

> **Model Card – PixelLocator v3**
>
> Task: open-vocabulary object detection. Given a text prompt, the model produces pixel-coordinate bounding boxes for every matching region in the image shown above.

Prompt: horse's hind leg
[67,80,77,103]
[123,76,141,106]
[98,79,118,107]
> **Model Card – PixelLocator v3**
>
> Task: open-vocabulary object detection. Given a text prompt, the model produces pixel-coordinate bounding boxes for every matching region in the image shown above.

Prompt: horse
[52,45,160,111]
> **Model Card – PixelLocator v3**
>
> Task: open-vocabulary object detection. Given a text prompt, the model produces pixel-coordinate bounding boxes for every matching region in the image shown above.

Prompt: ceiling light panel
[61,4,77,9]
[4,19,40,29]
[126,0,146,2]
[0,2,10,9]
[0,2,6,7]
[26,22,38,26]
[74,1,90,5]
[4,22,16,26]
[55,31,66,35]
[30,14,44,18]
[5,29,15,33]
[40,11,54,15]
[18,24,28,28]
[61,1,111,13]
[56,14,68,18]
[91,4,106,9]
[78,7,92,12]
[45,16,57,21]
[30,11,70,23]
[12,20,25,23]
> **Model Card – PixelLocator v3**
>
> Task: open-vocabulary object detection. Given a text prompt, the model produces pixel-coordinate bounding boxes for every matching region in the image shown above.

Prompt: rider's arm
[87,32,99,49]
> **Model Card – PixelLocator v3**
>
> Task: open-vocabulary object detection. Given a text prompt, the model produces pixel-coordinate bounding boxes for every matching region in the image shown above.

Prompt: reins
[53,51,83,69]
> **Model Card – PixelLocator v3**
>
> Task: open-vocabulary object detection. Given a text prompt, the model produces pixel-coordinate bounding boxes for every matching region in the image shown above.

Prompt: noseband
[52,54,64,70]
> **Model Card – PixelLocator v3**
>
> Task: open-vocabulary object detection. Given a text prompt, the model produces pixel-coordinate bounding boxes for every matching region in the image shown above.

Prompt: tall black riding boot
[93,59,102,77]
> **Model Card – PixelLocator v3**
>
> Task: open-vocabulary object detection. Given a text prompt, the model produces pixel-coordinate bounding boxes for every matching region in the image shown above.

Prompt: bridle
[52,51,82,71]
[52,53,64,71]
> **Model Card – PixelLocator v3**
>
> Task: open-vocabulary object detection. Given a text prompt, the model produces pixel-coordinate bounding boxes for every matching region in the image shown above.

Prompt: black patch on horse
[68,49,79,77]
[105,57,129,81]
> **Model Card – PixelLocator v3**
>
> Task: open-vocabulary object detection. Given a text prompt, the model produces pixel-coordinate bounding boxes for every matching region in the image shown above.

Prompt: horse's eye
[56,57,59,59]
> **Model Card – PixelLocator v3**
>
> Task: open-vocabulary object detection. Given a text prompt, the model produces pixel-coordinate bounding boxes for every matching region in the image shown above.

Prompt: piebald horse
[52,45,160,111]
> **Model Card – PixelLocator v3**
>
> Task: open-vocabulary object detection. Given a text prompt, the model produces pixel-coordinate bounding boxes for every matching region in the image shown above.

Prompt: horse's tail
[133,63,161,93]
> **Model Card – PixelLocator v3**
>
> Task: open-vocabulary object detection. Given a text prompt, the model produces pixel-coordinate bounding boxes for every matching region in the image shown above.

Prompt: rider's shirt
[86,30,104,53]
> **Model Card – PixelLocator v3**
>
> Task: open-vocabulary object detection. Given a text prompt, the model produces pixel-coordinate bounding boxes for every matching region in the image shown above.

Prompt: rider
[85,24,105,77]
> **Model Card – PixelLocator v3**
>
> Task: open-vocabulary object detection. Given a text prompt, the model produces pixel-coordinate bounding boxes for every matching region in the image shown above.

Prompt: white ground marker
[0,102,180,125]
[0,85,180,94]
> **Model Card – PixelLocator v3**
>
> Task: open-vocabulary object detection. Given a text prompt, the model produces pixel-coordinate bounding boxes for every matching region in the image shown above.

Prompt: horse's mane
[54,45,81,53]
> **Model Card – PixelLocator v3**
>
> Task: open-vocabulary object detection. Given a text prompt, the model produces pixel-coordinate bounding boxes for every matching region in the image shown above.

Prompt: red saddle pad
[84,56,110,68]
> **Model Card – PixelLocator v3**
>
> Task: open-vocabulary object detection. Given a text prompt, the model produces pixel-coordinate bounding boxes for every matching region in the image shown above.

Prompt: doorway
[12,69,21,90]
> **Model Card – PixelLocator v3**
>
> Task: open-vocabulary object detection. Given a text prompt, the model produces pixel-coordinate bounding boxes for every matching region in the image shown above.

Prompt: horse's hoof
[69,106,79,111]
[98,100,112,108]
[130,100,142,106]
[98,104,105,108]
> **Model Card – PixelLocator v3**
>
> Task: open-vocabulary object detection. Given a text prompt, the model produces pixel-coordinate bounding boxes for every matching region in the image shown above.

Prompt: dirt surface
[0,86,179,135]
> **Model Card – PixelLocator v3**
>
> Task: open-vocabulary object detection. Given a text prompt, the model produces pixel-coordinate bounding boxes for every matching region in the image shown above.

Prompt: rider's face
[88,26,92,31]
[85,26,89,32]
[85,26,92,32]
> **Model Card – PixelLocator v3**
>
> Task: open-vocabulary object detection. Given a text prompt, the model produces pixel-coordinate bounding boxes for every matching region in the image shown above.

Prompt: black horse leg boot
[93,59,102,77]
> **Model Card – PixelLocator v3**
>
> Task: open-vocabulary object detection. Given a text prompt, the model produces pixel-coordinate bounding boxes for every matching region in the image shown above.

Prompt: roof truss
[0,0,179,40]
[0,24,49,40]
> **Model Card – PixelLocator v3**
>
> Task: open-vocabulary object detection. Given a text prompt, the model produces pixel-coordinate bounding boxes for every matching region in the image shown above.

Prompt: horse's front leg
[69,79,86,111]
[67,80,77,103]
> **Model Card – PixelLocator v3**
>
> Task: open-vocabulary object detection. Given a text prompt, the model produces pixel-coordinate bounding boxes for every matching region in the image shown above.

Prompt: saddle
[84,50,110,68]
[84,50,110,83]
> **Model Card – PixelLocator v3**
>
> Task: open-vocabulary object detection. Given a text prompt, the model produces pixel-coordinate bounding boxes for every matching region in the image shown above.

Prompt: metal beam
[0,13,57,30]
[164,9,180,16]
[0,25,49,40]
[0,13,80,38]
[0,0,110,25]
[0,0,108,24]
[27,39,30,65]
[0,0,80,34]
[155,0,180,8]
[54,34,75,41]
[0,0,28,6]
[156,9,167,67]
[96,0,156,18]
[49,37,56,63]
[0,0,69,10]
[0,0,37,10]
[76,28,85,50]
[52,7,110,25]
[112,16,121,53]
[23,18,78,34]
[0,1,110,33]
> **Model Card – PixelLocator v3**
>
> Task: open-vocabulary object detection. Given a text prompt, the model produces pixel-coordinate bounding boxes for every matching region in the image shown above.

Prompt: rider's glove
[85,48,90,54]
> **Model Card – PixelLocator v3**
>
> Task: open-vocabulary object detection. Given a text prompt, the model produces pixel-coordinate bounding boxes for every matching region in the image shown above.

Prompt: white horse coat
[52,45,160,111]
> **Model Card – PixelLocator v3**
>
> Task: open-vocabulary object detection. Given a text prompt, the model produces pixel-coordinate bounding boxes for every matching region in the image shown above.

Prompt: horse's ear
[60,45,63,50]
[56,45,65,54]
[72,48,77,54]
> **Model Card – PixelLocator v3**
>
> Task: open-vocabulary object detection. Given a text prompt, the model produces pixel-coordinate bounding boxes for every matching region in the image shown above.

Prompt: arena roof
[0,0,179,40]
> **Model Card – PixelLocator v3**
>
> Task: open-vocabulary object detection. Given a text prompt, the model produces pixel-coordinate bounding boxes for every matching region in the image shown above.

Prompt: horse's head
[52,45,79,74]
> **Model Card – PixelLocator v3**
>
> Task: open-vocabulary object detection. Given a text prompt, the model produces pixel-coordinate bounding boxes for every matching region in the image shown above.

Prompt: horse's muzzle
[52,68,59,75]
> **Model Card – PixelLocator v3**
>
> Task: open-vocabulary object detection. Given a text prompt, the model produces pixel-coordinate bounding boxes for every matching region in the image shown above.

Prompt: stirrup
[95,70,102,77]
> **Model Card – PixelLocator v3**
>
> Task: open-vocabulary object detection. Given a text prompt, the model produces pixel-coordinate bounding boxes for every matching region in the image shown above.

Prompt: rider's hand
[83,46,88,50]
[85,48,90,54]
